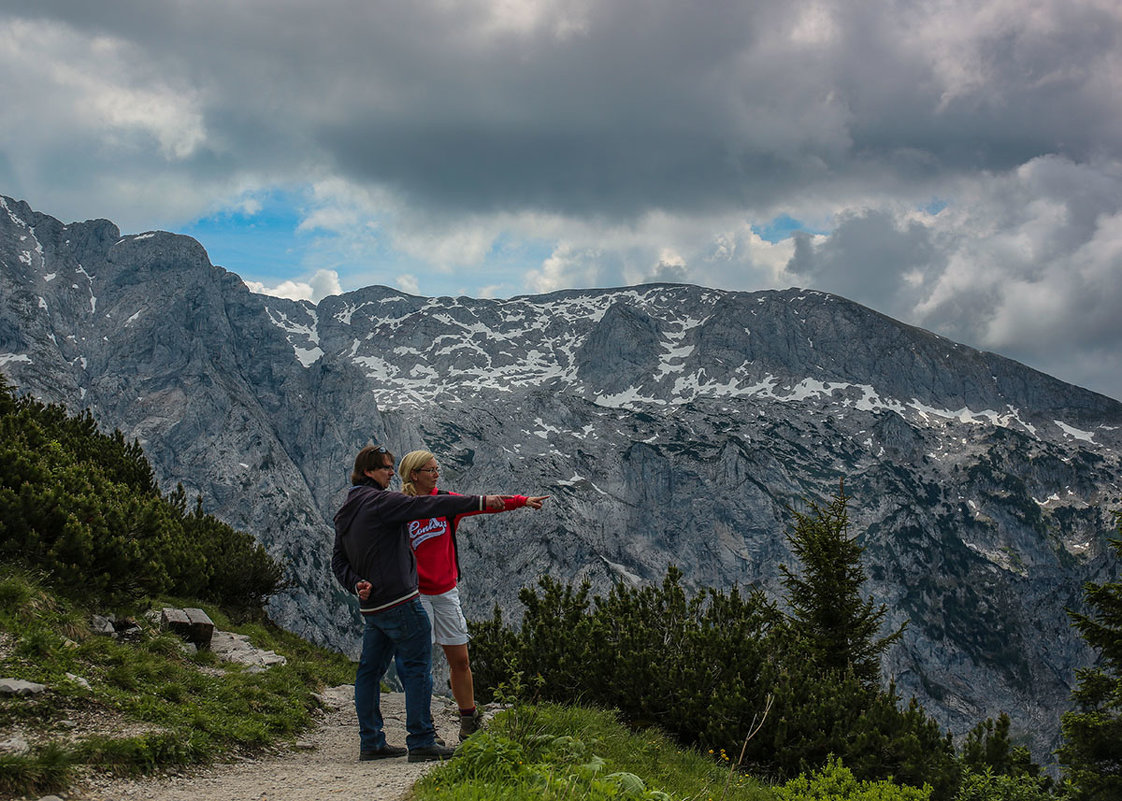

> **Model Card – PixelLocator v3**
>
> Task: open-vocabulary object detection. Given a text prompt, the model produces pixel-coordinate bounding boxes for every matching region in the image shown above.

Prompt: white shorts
[419,587,470,646]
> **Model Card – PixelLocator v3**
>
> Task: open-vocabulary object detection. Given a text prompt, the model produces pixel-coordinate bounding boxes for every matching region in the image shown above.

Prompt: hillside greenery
[0,373,354,797]
[0,564,355,798]
[1,370,1118,800]
[415,698,940,801]
[0,373,284,614]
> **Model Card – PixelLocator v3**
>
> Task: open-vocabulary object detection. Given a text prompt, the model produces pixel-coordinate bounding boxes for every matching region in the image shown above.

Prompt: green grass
[1,563,1022,801]
[0,743,74,799]
[414,702,778,801]
[0,565,356,798]
[416,704,949,801]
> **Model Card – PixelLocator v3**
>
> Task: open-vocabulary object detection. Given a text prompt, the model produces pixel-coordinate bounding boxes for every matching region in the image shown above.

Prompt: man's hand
[356,580,372,601]
[525,495,550,509]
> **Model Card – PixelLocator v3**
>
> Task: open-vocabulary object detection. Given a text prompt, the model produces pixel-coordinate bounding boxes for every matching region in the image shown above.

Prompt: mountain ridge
[2,193,1120,763]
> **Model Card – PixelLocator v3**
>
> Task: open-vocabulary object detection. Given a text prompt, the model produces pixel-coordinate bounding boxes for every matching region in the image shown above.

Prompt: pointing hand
[525,495,550,510]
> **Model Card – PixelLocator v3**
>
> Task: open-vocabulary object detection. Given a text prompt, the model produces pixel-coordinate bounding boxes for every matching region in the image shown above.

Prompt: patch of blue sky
[922,198,949,215]
[753,213,828,243]
[176,189,555,299]
[177,191,308,283]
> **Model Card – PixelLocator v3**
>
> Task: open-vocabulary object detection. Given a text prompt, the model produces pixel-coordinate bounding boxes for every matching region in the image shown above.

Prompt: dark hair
[351,445,394,485]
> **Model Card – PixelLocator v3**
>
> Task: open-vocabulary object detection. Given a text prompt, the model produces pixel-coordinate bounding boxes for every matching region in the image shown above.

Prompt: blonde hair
[398,449,437,496]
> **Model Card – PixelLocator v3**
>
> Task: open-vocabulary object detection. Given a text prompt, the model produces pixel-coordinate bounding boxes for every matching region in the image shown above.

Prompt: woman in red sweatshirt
[398,449,548,740]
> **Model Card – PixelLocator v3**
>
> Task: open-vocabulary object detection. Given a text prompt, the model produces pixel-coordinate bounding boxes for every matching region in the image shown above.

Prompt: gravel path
[73,688,465,801]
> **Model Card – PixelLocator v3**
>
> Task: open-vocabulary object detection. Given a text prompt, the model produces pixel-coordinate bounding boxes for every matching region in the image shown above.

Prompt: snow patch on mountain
[1055,421,1096,443]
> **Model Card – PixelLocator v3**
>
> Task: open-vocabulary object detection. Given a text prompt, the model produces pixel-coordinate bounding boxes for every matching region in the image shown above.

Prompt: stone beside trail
[72,688,467,801]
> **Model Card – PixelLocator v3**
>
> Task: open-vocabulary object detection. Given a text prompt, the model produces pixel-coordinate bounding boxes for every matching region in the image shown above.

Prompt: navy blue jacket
[332,480,484,613]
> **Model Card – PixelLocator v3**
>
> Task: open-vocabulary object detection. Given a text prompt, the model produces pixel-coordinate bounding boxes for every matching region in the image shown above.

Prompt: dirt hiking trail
[73,688,466,801]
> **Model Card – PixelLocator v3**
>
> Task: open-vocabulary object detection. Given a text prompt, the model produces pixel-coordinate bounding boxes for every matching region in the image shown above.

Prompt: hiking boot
[427,717,444,746]
[359,744,407,760]
[459,708,484,741]
[407,743,457,762]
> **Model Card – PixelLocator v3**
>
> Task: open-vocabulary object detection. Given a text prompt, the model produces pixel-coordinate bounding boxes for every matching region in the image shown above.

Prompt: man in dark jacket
[333,444,503,762]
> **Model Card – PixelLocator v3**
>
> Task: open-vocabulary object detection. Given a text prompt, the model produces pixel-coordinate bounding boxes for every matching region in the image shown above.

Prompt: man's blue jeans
[354,598,436,751]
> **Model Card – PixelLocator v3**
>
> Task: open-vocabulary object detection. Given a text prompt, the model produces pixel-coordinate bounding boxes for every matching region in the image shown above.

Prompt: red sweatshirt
[408,488,527,595]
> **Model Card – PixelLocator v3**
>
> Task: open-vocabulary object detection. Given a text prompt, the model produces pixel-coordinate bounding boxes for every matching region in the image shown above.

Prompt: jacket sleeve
[451,494,527,528]
[378,490,483,523]
[332,528,365,594]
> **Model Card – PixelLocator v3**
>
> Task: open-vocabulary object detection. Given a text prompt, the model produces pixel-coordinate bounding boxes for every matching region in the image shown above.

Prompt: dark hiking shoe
[459,708,484,741]
[407,743,457,762]
[359,744,407,760]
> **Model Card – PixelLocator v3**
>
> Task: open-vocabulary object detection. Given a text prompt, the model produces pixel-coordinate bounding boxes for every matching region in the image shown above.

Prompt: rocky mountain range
[2,193,1120,762]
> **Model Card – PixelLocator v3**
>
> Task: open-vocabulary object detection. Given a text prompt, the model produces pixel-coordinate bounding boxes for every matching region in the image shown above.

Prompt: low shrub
[471,568,957,797]
[954,768,1054,801]
[775,757,932,801]
[0,743,75,798]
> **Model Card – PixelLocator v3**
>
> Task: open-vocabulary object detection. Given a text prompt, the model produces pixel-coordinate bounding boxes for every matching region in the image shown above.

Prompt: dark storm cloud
[828,3,1122,167]
[786,210,944,314]
[7,0,1119,221]
[309,0,1122,217]
[786,156,1122,400]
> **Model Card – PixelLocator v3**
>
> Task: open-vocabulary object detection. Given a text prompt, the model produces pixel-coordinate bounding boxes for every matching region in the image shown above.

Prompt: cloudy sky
[2,0,1121,401]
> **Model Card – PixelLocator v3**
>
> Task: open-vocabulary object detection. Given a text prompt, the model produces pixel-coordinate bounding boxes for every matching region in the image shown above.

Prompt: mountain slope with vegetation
[0,372,283,612]
[2,371,1119,801]
[4,195,1121,760]
[0,373,355,798]
[465,487,1122,801]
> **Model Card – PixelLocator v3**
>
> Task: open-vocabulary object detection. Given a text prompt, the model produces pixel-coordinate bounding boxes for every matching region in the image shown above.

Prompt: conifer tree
[961,712,1042,780]
[1058,517,1122,801]
[779,480,905,689]
[0,371,15,415]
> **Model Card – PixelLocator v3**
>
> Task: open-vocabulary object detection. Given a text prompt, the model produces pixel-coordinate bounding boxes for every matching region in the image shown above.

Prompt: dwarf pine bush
[775,756,932,801]
[470,565,959,797]
[0,373,283,614]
